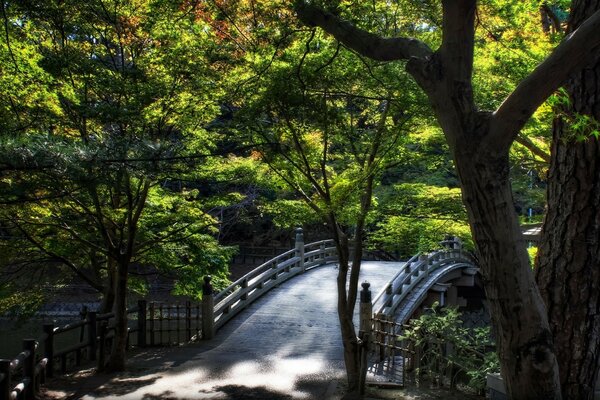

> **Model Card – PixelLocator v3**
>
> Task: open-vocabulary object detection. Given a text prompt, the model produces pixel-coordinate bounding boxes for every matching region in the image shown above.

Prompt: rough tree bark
[295,0,600,397]
[536,1,600,398]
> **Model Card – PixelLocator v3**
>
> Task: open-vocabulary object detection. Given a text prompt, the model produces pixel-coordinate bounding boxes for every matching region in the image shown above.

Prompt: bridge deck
[48,261,404,399]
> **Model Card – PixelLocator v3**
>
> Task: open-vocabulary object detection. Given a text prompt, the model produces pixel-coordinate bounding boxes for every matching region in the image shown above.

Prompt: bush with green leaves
[400,304,499,391]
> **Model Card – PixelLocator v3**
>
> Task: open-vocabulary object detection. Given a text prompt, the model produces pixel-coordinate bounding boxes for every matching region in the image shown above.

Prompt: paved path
[44,261,404,400]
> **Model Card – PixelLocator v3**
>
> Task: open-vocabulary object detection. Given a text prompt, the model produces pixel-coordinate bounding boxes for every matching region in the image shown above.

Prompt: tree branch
[294,1,433,62]
[490,9,600,151]
[515,134,550,163]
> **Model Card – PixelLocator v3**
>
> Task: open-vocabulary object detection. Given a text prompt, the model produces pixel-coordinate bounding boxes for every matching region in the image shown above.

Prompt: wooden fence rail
[0,299,205,400]
[0,339,47,400]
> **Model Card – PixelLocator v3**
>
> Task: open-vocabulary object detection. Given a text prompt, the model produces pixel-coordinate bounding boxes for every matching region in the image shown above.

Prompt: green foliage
[401,304,499,391]
[0,0,234,312]
[0,287,45,320]
[370,183,472,257]
[527,246,538,267]
[259,199,319,228]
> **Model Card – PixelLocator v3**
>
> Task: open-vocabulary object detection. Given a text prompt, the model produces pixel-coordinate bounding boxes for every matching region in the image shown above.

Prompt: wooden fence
[0,299,204,400]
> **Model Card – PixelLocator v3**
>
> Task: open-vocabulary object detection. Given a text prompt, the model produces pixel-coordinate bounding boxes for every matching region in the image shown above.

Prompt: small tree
[228,26,413,389]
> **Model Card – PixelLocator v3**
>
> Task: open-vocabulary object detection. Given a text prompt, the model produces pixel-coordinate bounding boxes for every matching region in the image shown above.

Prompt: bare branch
[515,134,551,163]
[294,1,433,62]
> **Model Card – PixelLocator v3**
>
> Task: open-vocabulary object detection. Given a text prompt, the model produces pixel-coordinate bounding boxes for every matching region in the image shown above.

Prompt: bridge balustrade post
[0,359,10,400]
[419,254,427,272]
[202,276,215,340]
[358,281,372,396]
[295,227,305,272]
[43,323,54,378]
[319,242,326,265]
[359,281,373,334]
[241,278,249,301]
[23,339,36,400]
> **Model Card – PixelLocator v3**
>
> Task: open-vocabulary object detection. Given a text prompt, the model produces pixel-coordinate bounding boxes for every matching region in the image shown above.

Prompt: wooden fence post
[185,301,192,342]
[137,300,147,347]
[295,227,305,272]
[97,321,107,371]
[79,306,88,343]
[0,359,10,400]
[358,281,372,395]
[202,276,215,340]
[88,312,97,361]
[43,323,54,378]
[23,339,36,400]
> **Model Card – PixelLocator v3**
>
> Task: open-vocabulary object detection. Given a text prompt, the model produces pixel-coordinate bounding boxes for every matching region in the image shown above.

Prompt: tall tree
[294,0,600,398]
[0,0,231,371]
[227,23,413,389]
[536,1,600,398]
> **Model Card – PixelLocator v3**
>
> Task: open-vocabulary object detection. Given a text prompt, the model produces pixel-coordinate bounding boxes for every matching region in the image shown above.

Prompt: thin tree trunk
[330,219,361,393]
[105,257,129,372]
[536,2,600,394]
[100,258,116,314]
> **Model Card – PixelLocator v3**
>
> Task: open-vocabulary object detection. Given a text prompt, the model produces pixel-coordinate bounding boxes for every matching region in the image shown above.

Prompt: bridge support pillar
[202,276,215,340]
[295,227,305,272]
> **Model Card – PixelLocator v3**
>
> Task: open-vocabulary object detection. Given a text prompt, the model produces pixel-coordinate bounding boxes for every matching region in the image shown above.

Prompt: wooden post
[23,339,36,400]
[149,302,155,346]
[88,311,97,361]
[97,321,107,371]
[358,281,372,395]
[79,306,88,343]
[0,359,10,400]
[358,331,370,395]
[137,300,147,347]
[359,281,373,334]
[177,302,181,343]
[185,301,192,342]
[159,303,164,345]
[202,276,215,340]
[295,227,305,272]
[43,323,55,378]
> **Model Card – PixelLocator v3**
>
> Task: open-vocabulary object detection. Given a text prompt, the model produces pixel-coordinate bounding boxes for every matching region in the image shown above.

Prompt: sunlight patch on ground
[81,355,327,399]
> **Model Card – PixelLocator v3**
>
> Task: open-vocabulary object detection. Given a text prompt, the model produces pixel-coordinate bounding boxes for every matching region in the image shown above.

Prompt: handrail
[212,239,338,330]
[372,253,420,307]
[373,241,475,318]
[214,248,298,304]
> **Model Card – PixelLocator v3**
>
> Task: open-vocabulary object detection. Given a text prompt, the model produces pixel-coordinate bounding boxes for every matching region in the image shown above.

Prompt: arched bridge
[39,231,481,399]
[207,231,480,339]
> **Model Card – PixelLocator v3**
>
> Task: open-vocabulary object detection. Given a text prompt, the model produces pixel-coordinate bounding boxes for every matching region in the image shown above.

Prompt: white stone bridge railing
[371,237,477,321]
[202,229,337,336]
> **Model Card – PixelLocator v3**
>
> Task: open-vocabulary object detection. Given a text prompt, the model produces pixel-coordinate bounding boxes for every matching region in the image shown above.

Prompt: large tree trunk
[537,122,600,400]
[452,136,561,399]
[536,2,600,397]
